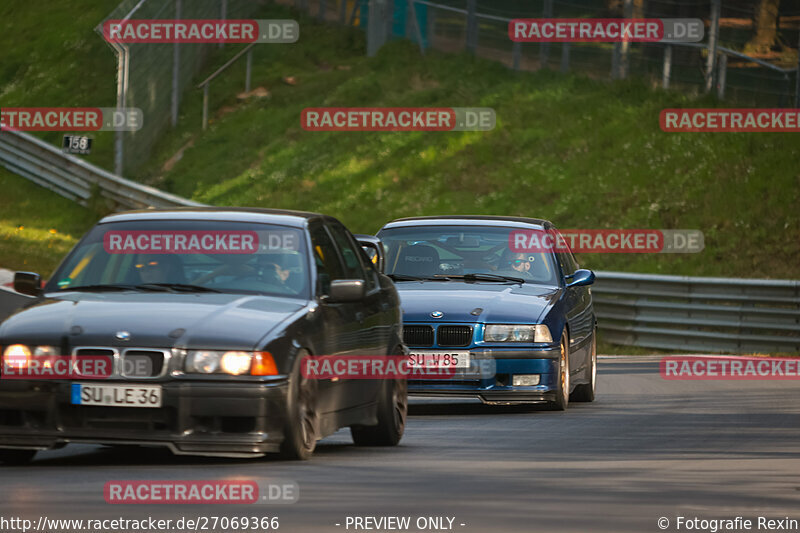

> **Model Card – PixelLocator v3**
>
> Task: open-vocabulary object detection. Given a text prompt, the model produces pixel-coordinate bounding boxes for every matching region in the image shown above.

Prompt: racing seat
[397,245,440,277]
[131,254,187,284]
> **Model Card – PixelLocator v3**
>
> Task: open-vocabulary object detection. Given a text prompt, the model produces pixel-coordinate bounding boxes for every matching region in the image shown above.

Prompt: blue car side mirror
[565,269,595,288]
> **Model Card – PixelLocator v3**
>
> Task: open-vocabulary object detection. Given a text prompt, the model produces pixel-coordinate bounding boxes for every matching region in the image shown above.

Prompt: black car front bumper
[0,379,289,457]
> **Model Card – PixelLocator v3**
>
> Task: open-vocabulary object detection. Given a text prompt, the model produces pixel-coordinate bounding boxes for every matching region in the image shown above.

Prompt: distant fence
[96,0,269,175]
[593,271,800,354]
[289,0,800,107]
[0,129,204,210]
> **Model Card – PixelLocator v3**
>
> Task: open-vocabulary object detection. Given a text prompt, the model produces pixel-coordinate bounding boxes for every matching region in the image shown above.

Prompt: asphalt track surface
[2,356,799,533]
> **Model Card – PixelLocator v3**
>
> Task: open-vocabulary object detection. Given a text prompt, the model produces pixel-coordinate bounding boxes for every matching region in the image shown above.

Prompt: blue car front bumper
[408,346,561,405]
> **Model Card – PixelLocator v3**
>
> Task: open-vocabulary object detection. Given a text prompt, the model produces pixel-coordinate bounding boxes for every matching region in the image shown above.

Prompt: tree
[744,0,781,55]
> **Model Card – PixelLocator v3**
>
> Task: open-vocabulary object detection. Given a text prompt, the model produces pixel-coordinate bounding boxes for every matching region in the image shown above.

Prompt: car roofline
[98,207,334,228]
[379,216,554,231]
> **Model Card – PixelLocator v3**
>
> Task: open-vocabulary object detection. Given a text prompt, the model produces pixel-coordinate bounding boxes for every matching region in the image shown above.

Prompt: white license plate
[71,383,162,408]
[408,351,470,369]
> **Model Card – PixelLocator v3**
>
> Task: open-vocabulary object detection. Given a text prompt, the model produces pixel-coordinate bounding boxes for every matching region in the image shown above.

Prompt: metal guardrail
[0,265,797,354]
[0,129,205,210]
[593,271,800,354]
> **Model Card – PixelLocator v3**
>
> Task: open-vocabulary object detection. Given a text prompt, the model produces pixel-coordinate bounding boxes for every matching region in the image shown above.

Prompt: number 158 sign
[62,134,92,155]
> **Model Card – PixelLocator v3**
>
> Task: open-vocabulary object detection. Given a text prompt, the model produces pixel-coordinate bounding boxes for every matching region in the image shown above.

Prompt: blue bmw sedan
[376,216,596,410]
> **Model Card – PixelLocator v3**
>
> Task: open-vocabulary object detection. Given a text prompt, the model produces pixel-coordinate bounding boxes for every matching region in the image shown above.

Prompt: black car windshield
[377,225,559,286]
[45,220,310,299]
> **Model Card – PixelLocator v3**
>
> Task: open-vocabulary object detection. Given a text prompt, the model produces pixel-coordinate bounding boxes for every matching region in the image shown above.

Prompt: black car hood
[0,291,308,351]
[396,281,560,324]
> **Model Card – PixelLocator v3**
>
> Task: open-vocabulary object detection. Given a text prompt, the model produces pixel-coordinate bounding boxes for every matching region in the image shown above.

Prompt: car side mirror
[14,272,42,296]
[327,280,365,303]
[355,234,386,274]
[565,269,595,288]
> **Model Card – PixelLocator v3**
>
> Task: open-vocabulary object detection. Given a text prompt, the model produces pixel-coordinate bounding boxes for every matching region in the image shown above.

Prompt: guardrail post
[662,45,672,89]
[560,42,570,73]
[202,84,209,131]
[539,0,553,68]
[705,0,720,93]
[465,0,477,54]
[219,0,227,49]
[796,30,800,107]
[611,42,620,79]
[409,0,426,55]
[114,44,130,176]
[512,41,521,71]
[245,47,253,92]
[319,0,327,21]
[171,0,182,127]
[367,0,389,56]
[717,52,727,99]
[340,0,347,23]
[619,0,631,79]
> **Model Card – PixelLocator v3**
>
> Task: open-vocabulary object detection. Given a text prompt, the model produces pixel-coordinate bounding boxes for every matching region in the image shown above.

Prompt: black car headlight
[2,344,58,368]
[185,350,253,375]
[484,325,552,343]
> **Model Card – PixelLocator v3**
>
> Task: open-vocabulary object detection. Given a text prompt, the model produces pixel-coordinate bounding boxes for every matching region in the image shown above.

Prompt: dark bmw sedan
[376,216,597,410]
[0,208,406,464]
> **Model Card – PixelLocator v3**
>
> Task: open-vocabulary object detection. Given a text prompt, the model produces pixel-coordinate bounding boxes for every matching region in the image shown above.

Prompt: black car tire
[571,330,597,403]
[0,449,37,465]
[279,350,319,460]
[548,328,570,411]
[351,359,407,447]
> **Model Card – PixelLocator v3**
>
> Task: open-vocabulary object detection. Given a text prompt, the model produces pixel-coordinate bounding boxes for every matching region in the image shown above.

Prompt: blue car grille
[404,326,434,347]
[437,326,473,347]
[404,325,474,347]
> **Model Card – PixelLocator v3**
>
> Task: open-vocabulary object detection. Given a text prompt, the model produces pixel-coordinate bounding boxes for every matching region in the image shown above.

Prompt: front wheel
[279,350,319,460]
[351,375,407,447]
[548,328,570,411]
[0,449,37,465]
[571,330,596,403]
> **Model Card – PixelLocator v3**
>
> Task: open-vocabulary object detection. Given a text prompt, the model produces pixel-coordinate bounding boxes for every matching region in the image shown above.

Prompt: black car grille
[73,347,165,378]
[122,350,165,377]
[404,326,434,347]
[437,326,473,347]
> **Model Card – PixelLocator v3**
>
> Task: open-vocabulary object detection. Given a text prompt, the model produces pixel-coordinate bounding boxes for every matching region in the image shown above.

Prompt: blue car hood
[396,281,560,324]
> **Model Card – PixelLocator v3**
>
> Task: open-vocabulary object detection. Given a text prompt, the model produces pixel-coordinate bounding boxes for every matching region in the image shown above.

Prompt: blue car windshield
[45,220,310,299]
[378,225,559,285]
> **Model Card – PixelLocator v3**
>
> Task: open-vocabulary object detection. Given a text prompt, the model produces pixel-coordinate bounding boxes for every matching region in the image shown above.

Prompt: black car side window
[309,223,346,295]
[325,222,367,283]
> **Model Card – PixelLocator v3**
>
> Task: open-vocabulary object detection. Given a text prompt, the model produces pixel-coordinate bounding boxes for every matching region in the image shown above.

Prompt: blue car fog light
[512,374,540,386]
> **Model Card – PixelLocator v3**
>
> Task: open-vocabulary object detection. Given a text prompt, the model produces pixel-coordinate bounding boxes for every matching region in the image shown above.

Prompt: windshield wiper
[59,284,150,292]
[136,283,222,293]
[448,273,526,283]
[387,274,425,281]
[388,274,452,282]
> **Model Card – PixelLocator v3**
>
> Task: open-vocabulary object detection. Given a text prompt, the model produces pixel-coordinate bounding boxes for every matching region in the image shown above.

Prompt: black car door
[324,221,384,407]
[308,221,353,414]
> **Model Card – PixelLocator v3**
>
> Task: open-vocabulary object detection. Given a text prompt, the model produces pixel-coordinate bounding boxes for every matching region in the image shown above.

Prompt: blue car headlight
[484,324,552,343]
